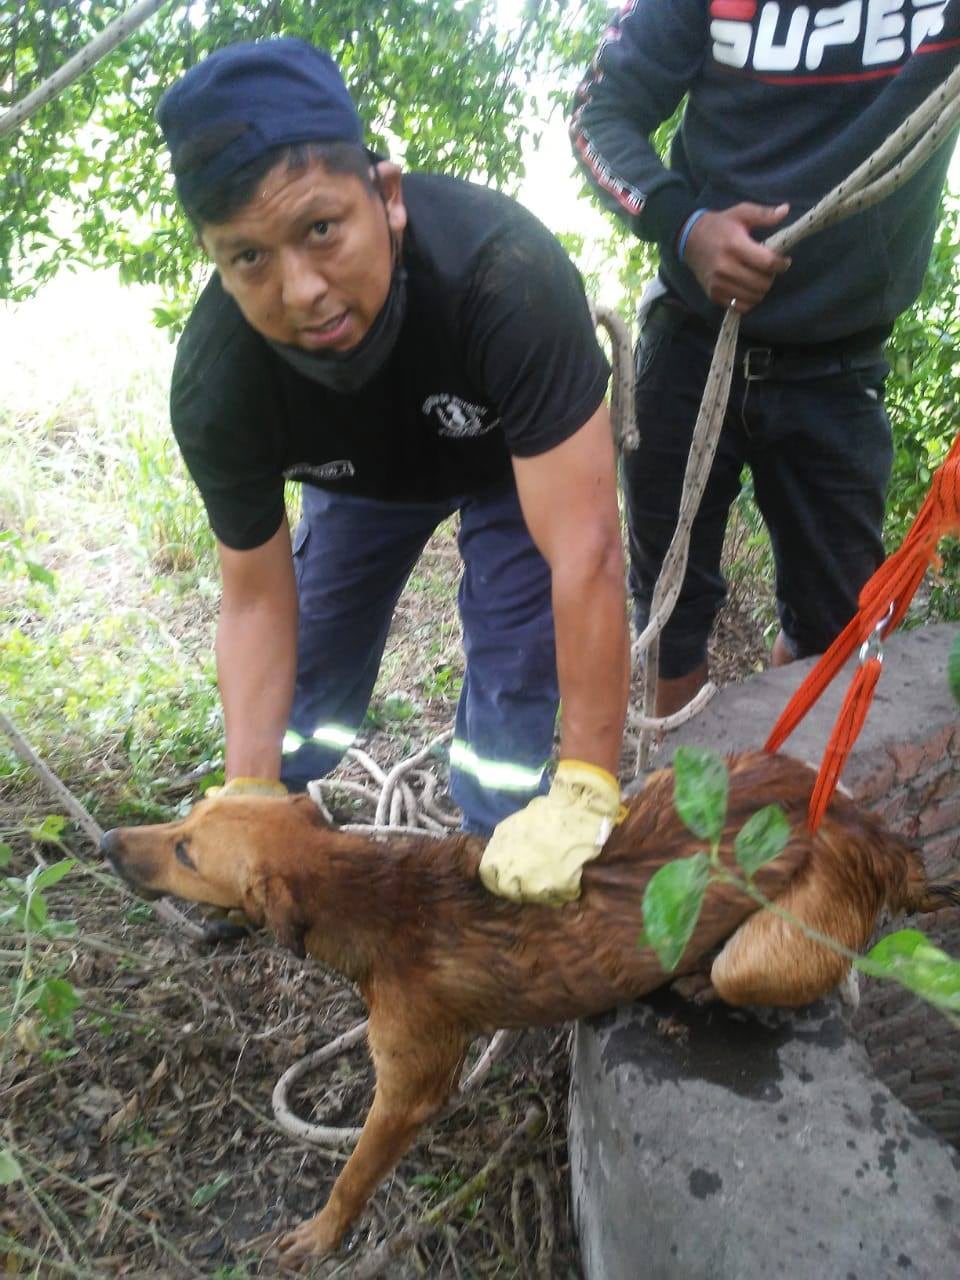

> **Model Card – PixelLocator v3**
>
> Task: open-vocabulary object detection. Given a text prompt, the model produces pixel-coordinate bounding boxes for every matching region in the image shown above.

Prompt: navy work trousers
[280,481,558,834]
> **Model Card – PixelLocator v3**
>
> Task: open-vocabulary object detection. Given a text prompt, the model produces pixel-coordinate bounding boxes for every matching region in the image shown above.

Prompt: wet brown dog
[101,750,958,1265]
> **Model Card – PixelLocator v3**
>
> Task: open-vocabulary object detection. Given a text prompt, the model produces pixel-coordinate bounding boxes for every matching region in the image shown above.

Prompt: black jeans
[624,304,893,679]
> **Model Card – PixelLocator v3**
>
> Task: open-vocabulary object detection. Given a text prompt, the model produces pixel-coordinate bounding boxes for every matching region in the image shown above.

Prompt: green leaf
[640,853,711,972]
[0,902,28,931]
[948,633,960,708]
[26,892,48,928]
[0,842,11,868]
[46,919,78,939]
[191,1172,233,1208]
[381,692,419,723]
[36,977,82,1024]
[26,559,56,590]
[673,747,728,842]
[410,1172,445,1190]
[29,814,67,845]
[0,1149,23,1185]
[865,929,929,965]
[860,929,960,1013]
[125,902,155,925]
[34,858,75,891]
[735,805,790,877]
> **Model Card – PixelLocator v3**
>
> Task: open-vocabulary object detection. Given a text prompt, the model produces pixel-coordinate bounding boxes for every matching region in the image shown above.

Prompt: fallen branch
[0,0,174,141]
[511,1160,555,1280]
[0,708,204,941]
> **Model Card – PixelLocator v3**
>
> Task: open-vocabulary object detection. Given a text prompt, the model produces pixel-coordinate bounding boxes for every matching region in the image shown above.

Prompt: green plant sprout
[949,631,960,706]
[0,836,81,1072]
[638,743,960,1019]
[0,821,84,1191]
[0,530,56,592]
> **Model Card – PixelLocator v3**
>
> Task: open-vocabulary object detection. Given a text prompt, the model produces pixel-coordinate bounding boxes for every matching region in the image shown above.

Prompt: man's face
[202,157,407,351]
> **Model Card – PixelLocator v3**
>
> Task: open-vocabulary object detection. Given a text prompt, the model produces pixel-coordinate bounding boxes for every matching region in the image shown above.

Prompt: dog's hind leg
[275,1014,470,1264]
[710,869,867,1008]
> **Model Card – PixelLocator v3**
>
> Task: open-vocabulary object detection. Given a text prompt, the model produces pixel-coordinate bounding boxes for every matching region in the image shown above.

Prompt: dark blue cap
[157,38,364,209]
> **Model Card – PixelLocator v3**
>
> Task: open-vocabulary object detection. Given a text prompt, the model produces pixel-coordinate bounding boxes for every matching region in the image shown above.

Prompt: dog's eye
[175,840,196,871]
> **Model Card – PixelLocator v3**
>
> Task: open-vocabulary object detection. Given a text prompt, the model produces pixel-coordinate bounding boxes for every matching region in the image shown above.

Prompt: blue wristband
[677,208,709,262]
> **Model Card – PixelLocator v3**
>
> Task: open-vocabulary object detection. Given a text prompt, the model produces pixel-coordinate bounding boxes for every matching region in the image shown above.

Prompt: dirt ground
[1,529,772,1279]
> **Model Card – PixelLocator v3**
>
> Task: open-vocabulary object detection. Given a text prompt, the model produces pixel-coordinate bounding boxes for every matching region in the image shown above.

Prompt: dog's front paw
[670,973,718,1005]
[274,1210,344,1268]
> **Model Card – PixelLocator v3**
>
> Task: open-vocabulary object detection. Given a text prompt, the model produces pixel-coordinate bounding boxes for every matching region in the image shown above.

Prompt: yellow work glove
[478,760,624,906]
[205,776,288,799]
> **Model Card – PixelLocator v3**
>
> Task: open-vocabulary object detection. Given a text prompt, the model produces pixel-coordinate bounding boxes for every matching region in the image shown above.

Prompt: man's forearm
[552,550,630,776]
[217,596,297,780]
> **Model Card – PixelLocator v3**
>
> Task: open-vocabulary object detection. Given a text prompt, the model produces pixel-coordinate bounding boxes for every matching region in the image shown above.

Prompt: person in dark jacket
[158,38,631,906]
[570,0,960,714]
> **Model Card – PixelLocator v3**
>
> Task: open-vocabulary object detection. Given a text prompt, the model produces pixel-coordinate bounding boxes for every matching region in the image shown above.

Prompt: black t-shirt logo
[284,460,356,483]
[422,393,500,439]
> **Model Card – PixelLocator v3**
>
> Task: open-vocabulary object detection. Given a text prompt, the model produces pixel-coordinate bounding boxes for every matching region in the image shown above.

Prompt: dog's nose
[100,829,121,865]
[100,830,163,899]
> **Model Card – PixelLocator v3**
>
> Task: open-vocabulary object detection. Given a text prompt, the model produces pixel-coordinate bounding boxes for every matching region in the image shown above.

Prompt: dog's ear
[243,874,308,958]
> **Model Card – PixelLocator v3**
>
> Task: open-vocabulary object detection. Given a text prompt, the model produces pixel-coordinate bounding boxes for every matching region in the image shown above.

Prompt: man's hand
[205,777,287,799]
[683,203,791,312]
[478,761,624,906]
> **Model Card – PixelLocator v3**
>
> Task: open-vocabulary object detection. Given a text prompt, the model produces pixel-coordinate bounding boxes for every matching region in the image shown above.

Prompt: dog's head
[101,793,328,955]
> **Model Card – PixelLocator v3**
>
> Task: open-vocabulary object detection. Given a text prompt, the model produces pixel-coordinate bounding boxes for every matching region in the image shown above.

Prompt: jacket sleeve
[569,0,708,246]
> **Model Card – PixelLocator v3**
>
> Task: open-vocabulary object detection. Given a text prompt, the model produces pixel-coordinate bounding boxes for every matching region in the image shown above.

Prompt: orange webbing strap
[765,434,960,828]
[807,656,883,829]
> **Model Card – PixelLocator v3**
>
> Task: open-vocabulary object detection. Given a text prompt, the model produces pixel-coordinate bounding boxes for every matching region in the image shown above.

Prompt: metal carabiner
[858,601,895,666]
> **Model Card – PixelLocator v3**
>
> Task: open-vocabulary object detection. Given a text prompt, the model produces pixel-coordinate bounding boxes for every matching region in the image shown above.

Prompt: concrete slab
[570,992,960,1280]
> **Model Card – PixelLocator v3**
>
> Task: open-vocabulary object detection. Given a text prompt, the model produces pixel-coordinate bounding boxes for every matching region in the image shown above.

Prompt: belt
[647,299,887,383]
[739,343,885,382]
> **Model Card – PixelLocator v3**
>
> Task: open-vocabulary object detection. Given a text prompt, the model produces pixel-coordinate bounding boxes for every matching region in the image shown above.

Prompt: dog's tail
[911,874,960,915]
[870,826,960,917]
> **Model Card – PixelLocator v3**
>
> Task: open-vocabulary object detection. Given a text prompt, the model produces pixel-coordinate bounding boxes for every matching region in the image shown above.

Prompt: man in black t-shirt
[158,38,631,906]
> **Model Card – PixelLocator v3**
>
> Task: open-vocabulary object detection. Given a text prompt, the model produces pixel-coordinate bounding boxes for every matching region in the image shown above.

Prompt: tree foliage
[1,0,574,299]
[883,198,960,607]
[3,3,957,616]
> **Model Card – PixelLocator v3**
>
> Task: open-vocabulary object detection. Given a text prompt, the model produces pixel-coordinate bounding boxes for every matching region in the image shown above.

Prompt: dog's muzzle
[100,829,165,900]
